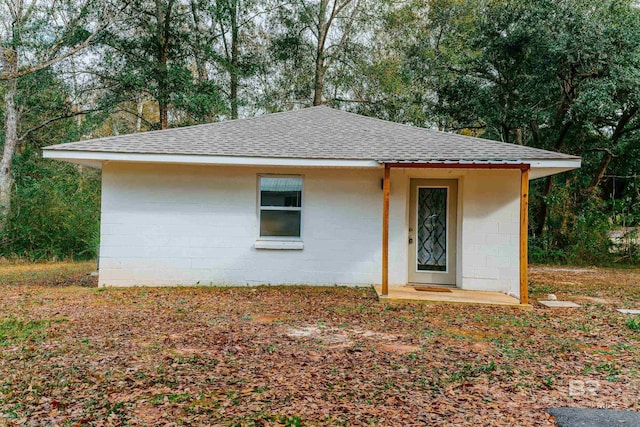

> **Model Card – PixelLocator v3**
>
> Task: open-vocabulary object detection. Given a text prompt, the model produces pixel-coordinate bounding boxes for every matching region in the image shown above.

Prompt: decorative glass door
[408,179,458,285]
[417,187,448,271]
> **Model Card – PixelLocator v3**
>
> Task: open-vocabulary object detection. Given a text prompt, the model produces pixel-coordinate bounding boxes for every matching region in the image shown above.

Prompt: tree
[264,0,369,108]
[100,0,224,130]
[0,69,101,259]
[401,0,640,246]
[0,0,122,234]
[214,0,241,118]
[187,0,263,120]
[337,0,431,124]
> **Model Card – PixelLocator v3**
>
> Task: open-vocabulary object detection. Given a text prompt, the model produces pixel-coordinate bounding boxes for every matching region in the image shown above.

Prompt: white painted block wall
[99,162,521,296]
[460,170,521,296]
[99,163,383,286]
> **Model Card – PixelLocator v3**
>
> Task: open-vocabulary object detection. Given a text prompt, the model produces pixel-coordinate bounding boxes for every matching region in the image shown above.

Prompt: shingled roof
[44,106,578,163]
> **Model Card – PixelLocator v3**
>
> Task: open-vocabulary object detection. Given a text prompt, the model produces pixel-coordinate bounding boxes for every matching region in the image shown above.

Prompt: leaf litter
[0,263,638,425]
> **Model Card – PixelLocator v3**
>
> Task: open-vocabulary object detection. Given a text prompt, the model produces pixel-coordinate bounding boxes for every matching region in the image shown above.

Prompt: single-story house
[43,106,580,304]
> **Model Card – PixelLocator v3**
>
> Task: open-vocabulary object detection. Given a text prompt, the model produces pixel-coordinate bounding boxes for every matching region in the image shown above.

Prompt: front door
[408,179,458,285]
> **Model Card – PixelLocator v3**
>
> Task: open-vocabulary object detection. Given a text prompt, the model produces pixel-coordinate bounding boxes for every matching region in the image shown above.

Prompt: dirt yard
[0,262,639,426]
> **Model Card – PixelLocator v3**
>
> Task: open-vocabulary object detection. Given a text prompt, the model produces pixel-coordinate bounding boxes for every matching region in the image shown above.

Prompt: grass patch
[447,361,497,383]
[152,393,191,405]
[0,318,49,346]
[0,260,96,287]
[626,315,640,331]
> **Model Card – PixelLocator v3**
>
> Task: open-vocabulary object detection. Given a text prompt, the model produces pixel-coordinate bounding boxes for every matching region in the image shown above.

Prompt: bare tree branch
[0,2,130,81]
[18,109,101,142]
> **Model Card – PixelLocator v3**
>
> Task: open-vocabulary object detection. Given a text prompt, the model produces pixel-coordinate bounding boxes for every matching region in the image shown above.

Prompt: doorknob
[408,237,413,244]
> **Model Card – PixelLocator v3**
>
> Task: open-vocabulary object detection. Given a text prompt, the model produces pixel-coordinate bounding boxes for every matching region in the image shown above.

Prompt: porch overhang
[379,158,581,179]
[380,161,537,306]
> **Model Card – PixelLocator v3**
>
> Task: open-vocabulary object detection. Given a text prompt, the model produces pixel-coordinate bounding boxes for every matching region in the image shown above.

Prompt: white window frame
[256,174,304,242]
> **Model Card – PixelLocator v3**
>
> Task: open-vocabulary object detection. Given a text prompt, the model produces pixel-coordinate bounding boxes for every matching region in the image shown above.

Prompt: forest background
[0,0,638,265]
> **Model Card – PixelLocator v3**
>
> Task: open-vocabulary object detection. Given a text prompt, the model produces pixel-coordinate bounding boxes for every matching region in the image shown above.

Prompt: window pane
[260,210,301,237]
[260,177,302,207]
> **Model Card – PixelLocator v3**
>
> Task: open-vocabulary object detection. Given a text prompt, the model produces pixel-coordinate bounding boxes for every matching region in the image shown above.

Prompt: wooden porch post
[382,163,390,296]
[519,167,530,305]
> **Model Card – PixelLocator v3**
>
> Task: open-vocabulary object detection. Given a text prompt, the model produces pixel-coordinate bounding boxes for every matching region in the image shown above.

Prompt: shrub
[0,152,101,260]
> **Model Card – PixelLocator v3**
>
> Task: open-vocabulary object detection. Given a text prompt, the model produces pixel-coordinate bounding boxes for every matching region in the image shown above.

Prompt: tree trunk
[529,120,540,145]
[585,152,612,195]
[535,120,572,237]
[159,101,168,129]
[156,0,172,129]
[230,0,239,119]
[313,0,330,106]
[0,46,19,234]
[583,107,638,194]
[501,124,510,144]
[313,49,325,106]
[190,0,208,85]
[534,176,553,237]
[136,98,144,132]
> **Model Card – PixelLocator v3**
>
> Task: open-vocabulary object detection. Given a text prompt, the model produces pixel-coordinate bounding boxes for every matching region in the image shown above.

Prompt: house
[43,106,580,304]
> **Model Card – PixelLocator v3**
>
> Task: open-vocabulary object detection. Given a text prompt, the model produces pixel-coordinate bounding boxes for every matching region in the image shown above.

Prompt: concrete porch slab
[539,300,581,308]
[374,285,530,308]
[617,309,640,314]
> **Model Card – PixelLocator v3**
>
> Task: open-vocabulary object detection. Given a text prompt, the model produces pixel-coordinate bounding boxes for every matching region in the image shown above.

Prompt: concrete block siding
[99,162,521,297]
[99,163,383,287]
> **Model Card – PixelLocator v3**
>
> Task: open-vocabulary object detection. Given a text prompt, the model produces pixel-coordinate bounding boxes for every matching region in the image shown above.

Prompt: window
[258,176,302,239]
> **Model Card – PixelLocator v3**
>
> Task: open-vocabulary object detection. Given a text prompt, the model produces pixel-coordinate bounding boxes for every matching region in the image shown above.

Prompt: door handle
[408,237,413,244]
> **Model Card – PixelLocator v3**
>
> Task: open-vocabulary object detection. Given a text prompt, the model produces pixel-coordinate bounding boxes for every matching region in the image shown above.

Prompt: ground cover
[0,263,638,425]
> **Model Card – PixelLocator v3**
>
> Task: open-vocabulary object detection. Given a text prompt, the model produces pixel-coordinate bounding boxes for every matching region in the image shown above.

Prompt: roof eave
[41,149,381,169]
[42,149,581,178]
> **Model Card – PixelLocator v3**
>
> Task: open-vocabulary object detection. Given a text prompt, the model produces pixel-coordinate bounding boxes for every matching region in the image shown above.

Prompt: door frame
[407,178,459,286]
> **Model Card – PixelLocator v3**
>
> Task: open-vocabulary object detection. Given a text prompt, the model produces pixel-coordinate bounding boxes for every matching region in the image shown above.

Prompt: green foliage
[530,213,613,265]
[0,66,102,260]
[279,415,303,427]
[391,0,640,265]
[530,182,616,265]
[99,0,227,128]
[627,316,640,331]
[447,361,497,383]
[1,153,100,260]
[0,317,49,347]
[0,0,639,265]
